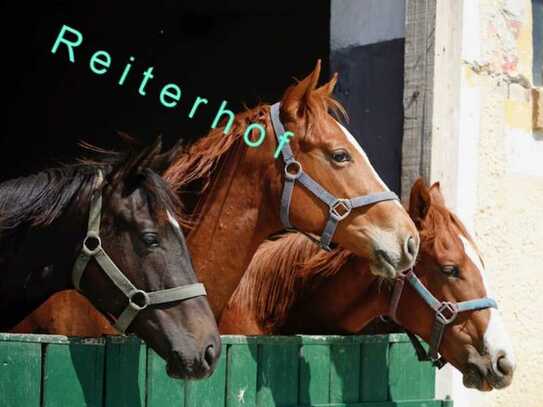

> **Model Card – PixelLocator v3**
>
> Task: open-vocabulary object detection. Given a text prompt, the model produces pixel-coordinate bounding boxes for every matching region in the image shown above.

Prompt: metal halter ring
[330,199,352,221]
[284,160,303,180]
[82,232,102,256]
[436,302,458,324]
[128,289,151,311]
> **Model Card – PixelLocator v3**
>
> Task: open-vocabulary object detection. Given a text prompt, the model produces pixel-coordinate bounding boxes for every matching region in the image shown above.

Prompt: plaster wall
[441,0,543,406]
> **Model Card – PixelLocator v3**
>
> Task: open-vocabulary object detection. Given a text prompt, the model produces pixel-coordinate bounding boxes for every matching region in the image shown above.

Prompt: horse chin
[462,364,494,392]
[369,254,397,279]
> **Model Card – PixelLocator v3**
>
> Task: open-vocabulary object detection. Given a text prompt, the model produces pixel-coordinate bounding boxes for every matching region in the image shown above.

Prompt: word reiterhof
[51,24,294,157]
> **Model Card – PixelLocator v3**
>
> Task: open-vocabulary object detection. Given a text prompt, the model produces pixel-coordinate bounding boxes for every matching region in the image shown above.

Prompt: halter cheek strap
[389,269,497,368]
[72,171,206,333]
[270,103,399,251]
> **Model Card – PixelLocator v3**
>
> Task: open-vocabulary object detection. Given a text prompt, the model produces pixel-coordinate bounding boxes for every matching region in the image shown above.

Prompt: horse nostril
[203,344,216,368]
[496,355,514,377]
[404,236,418,260]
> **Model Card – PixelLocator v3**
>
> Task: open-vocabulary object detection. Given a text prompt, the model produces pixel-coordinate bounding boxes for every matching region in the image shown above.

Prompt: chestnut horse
[12,61,419,336]
[0,138,220,379]
[220,180,515,391]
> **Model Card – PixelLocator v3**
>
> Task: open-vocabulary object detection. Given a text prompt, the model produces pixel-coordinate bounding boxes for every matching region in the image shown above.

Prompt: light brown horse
[220,180,515,392]
[11,61,418,335]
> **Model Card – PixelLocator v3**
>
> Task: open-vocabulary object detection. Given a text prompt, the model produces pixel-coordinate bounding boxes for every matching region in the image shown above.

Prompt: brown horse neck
[283,258,391,334]
[187,120,284,319]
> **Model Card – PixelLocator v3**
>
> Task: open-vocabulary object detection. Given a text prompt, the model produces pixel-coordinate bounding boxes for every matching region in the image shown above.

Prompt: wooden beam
[401,0,436,201]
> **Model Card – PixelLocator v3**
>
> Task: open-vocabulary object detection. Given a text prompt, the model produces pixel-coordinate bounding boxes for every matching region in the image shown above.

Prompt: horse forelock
[283,86,348,144]
[419,202,484,267]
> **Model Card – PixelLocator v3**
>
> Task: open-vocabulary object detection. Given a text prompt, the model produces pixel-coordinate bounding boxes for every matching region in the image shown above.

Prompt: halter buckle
[436,302,458,324]
[284,160,303,180]
[128,289,151,311]
[330,199,352,221]
[82,232,102,256]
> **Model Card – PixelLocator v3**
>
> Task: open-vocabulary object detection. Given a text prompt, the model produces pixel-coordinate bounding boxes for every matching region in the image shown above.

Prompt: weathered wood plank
[226,343,258,407]
[388,341,435,401]
[256,343,299,406]
[359,342,390,402]
[299,344,331,405]
[146,348,184,407]
[401,0,437,201]
[0,341,42,407]
[329,343,360,403]
[43,342,104,407]
[185,345,226,407]
[104,336,147,407]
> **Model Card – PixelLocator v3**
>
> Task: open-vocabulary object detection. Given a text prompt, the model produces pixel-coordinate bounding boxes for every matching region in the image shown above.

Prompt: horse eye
[331,149,351,163]
[142,232,160,248]
[441,265,459,278]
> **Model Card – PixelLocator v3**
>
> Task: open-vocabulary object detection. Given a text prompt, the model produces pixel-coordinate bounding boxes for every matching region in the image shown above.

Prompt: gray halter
[270,102,399,251]
[389,268,497,368]
[72,171,206,333]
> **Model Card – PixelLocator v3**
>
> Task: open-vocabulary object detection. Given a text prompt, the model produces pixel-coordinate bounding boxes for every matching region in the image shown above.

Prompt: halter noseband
[72,171,206,333]
[388,268,497,368]
[270,103,399,251]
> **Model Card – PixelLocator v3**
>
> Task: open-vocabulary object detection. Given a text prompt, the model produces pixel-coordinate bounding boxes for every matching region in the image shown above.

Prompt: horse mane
[0,144,182,241]
[0,166,97,237]
[163,105,269,202]
[231,232,354,331]
[163,89,348,221]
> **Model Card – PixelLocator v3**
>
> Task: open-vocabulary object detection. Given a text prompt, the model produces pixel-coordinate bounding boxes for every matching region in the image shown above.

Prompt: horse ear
[315,72,338,96]
[151,137,184,175]
[126,135,163,175]
[428,181,446,206]
[281,59,322,116]
[111,136,163,194]
[409,178,432,226]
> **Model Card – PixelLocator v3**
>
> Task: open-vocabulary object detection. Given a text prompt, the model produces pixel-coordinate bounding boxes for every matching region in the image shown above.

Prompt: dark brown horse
[220,180,515,391]
[13,61,420,336]
[0,138,220,379]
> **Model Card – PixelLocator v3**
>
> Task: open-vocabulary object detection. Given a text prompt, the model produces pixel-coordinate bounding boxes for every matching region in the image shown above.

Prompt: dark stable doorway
[1,1,330,180]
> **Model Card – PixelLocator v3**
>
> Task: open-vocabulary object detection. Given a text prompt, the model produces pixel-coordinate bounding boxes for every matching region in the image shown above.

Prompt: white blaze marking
[167,210,181,230]
[336,121,403,209]
[459,235,515,367]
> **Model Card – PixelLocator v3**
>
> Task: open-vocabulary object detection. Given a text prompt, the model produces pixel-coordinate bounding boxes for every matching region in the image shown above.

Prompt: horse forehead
[334,120,398,199]
[458,234,490,292]
[334,120,369,159]
[111,189,156,222]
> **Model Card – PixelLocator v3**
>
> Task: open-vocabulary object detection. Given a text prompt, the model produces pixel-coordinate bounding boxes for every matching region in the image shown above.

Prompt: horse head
[395,179,515,390]
[78,137,220,379]
[272,60,419,278]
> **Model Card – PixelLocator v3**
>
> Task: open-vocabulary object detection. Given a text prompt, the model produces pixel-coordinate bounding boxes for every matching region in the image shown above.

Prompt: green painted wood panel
[104,336,147,407]
[359,342,389,402]
[299,344,331,405]
[146,348,184,407]
[329,343,360,404]
[0,341,42,407]
[301,401,450,407]
[43,342,104,407]
[226,343,258,407]
[185,345,227,407]
[388,341,435,401]
[257,343,299,407]
[0,333,448,407]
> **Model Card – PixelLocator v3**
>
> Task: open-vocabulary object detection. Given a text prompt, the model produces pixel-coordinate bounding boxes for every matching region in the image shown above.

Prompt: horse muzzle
[463,347,515,391]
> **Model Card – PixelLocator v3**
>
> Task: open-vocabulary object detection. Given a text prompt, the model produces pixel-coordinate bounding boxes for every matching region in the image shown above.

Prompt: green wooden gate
[0,333,452,407]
